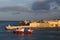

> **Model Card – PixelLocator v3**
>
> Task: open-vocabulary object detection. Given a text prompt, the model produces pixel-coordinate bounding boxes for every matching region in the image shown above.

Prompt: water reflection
[20,34,24,40]
[22,34,31,40]
[15,34,35,40]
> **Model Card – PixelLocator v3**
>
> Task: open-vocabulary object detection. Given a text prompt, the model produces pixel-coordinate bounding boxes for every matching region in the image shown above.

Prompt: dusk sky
[0,0,60,21]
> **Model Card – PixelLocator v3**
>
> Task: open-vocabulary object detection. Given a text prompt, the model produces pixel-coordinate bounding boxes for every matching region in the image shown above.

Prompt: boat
[13,28,34,34]
[13,28,24,34]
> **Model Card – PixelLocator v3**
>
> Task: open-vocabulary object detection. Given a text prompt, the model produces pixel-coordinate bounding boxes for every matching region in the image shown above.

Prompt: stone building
[39,23,49,28]
[30,22,40,27]
[58,20,60,27]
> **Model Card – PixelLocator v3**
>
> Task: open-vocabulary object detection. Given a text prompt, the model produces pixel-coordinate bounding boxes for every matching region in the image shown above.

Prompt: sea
[0,21,60,40]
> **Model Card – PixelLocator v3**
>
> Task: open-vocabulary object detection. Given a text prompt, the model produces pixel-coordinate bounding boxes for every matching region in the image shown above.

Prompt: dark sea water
[0,21,60,40]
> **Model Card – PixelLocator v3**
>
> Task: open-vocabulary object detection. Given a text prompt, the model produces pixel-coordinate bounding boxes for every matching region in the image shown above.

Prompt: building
[30,22,40,27]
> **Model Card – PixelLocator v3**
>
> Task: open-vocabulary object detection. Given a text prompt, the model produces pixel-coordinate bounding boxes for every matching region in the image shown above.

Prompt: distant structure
[5,20,60,30]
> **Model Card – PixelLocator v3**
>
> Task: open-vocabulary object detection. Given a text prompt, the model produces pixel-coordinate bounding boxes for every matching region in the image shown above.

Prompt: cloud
[32,1,50,10]
[31,0,60,10]
[0,0,16,7]
[0,0,60,20]
[0,10,60,20]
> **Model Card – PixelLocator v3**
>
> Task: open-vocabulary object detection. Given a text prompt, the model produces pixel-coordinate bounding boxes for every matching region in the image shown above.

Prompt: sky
[0,0,35,7]
[0,0,60,21]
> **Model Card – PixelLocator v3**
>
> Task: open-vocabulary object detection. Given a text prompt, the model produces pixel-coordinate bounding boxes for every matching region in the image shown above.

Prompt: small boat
[13,28,33,34]
[27,29,34,34]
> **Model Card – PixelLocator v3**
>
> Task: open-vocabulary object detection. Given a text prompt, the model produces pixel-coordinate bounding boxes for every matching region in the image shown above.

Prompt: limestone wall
[30,22,40,27]
[39,23,49,28]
